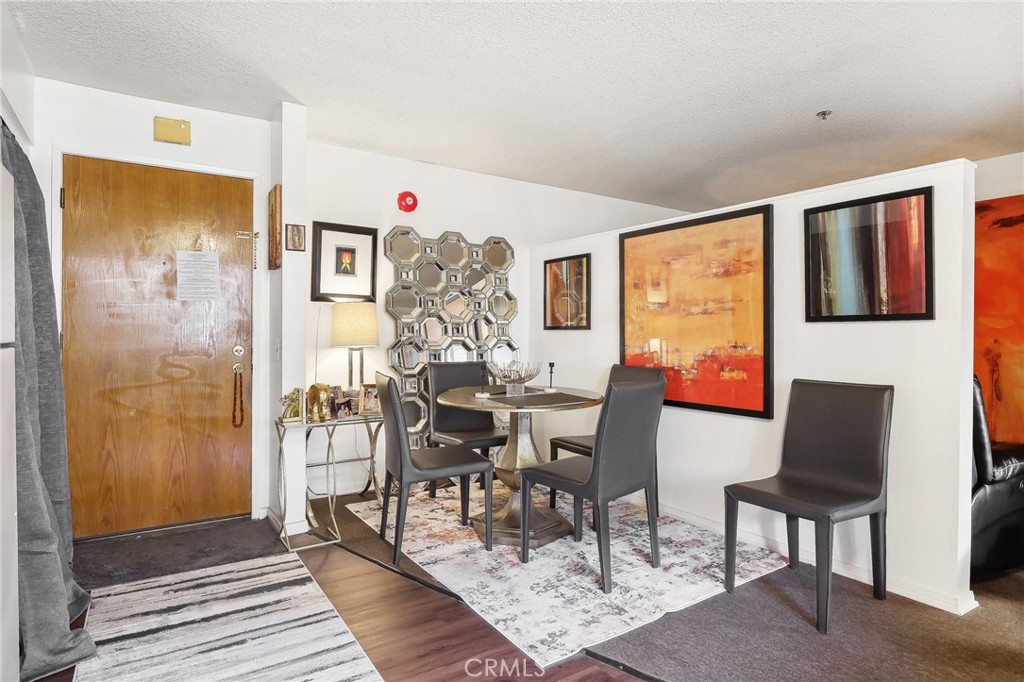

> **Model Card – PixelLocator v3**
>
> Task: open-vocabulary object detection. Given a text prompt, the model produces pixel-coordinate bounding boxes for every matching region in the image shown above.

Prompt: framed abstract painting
[543,253,591,330]
[619,205,773,419]
[804,187,933,322]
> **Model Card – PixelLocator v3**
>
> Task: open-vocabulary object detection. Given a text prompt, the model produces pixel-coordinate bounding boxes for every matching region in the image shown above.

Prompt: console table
[271,414,384,551]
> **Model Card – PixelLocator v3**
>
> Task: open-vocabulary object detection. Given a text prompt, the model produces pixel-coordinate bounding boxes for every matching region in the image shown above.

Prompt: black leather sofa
[971,376,1024,573]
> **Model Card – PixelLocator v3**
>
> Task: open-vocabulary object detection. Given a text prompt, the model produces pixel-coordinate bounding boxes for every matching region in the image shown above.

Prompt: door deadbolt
[232,345,245,356]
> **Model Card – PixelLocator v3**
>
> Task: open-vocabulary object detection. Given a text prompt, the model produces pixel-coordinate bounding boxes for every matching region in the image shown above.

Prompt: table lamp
[331,301,379,389]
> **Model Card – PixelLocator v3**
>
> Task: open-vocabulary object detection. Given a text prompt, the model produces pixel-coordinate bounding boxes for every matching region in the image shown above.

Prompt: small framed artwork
[285,223,305,252]
[268,184,282,269]
[620,204,773,419]
[544,253,591,330]
[358,383,381,415]
[312,222,378,302]
[805,186,933,322]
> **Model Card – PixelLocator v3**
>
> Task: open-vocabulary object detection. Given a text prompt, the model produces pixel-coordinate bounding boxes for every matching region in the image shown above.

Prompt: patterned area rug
[348,487,786,669]
[75,553,383,682]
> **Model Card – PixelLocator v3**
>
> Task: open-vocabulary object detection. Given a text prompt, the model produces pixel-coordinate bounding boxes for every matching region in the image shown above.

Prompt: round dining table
[437,384,603,548]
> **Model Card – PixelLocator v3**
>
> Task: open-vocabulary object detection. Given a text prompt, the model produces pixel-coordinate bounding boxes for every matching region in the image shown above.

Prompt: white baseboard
[265,508,309,537]
[655,499,977,616]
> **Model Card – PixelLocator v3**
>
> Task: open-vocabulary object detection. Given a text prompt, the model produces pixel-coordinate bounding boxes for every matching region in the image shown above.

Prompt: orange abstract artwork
[975,194,1024,444]
[620,206,772,418]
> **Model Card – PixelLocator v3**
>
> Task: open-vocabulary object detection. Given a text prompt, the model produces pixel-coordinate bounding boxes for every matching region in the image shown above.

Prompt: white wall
[303,142,679,492]
[976,152,1023,200]
[29,78,276,520]
[530,159,978,615]
[1,1,34,144]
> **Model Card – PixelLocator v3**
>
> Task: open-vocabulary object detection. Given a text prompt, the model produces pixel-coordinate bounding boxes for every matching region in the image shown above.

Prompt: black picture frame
[619,204,774,419]
[543,253,591,330]
[311,222,378,302]
[804,186,934,322]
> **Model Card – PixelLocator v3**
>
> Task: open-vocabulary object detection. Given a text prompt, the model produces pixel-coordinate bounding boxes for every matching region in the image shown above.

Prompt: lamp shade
[330,302,379,347]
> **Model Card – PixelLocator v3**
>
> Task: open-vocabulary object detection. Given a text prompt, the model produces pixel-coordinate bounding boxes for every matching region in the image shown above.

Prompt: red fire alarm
[397,191,418,212]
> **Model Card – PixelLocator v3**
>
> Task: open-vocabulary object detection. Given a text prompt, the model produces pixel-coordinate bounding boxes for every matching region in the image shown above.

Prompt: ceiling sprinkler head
[816,110,833,120]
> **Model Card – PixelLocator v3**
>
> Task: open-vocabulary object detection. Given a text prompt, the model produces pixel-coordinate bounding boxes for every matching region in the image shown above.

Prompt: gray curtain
[2,121,95,681]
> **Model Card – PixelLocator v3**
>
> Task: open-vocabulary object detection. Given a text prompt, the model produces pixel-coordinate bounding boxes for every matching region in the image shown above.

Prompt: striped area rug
[75,553,382,682]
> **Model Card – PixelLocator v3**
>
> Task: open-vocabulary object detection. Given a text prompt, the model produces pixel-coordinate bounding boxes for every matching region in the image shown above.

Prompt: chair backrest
[972,375,994,485]
[427,361,494,435]
[589,377,667,501]
[779,379,895,500]
[377,371,415,478]
[608,363,665,385]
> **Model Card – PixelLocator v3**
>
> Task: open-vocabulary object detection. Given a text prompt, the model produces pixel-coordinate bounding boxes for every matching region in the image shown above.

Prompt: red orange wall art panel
[975,193,1024,444]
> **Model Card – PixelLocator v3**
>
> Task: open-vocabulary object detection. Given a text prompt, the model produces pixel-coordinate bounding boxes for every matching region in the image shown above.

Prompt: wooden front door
[62,155,253,538]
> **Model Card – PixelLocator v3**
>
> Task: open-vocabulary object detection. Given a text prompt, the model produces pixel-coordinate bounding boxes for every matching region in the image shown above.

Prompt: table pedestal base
[470,489,573,548]
[471,455,573,548]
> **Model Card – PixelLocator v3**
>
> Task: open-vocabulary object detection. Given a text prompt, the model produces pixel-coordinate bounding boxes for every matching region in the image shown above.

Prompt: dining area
[374,360,667,594]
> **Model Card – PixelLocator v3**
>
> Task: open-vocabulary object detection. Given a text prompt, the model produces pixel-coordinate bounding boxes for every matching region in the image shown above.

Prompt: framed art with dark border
[804,187,933,322]
[543,253,591,330]
[620,205,773,419]
[311,222,378,302]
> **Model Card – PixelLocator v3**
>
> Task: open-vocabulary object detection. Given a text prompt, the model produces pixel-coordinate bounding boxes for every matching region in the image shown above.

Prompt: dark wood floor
[300,544,638,681]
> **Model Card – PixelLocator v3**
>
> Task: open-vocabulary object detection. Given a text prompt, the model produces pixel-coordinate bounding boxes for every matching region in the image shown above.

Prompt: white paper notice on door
[176,250,220,301]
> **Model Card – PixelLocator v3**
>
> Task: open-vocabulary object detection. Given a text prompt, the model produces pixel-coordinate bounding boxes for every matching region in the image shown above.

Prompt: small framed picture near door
[285,223,305,252]
[311,222,378,302]
[268,184,282,269]
[543,253,591,330]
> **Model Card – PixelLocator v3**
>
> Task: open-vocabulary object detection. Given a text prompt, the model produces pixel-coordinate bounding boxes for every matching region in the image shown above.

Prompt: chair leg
[645,487,660,568]
[459,475,470,526]
[596,502,612,593]
[870,511,887,600]
[478,448,488,489]
[725,492,738,593]
[573,496,583,542]
[394,484,411,567]
[814,518,834,634]
[549,444,559,508]
[379,472,393,540]
[786,514,800,569]
[483,469,493,551]
[520,479,532,563]
[428,480,437,498]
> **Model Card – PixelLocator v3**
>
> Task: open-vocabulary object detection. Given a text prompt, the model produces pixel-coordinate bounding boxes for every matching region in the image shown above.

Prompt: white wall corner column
[275,102,311,536]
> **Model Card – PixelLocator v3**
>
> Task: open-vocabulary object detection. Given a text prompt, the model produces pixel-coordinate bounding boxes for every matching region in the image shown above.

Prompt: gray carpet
[72,517,285,590]
[589,562,1024,681]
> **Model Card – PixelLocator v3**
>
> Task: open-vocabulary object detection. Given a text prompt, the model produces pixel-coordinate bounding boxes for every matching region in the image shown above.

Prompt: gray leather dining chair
[547,364,665,508]
[520,376,667,593]
[376,371,494,566]
[427,360,509,497]
[724,379,895,633]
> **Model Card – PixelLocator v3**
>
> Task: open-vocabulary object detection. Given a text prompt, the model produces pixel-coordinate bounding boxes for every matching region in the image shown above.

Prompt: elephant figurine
[306,383,332,423]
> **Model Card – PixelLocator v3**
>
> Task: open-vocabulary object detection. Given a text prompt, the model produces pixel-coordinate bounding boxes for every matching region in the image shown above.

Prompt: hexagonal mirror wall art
[384,225,517,442]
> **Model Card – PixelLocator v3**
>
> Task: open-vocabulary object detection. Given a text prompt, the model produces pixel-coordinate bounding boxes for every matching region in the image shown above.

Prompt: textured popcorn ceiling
[9,1,1023,211]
